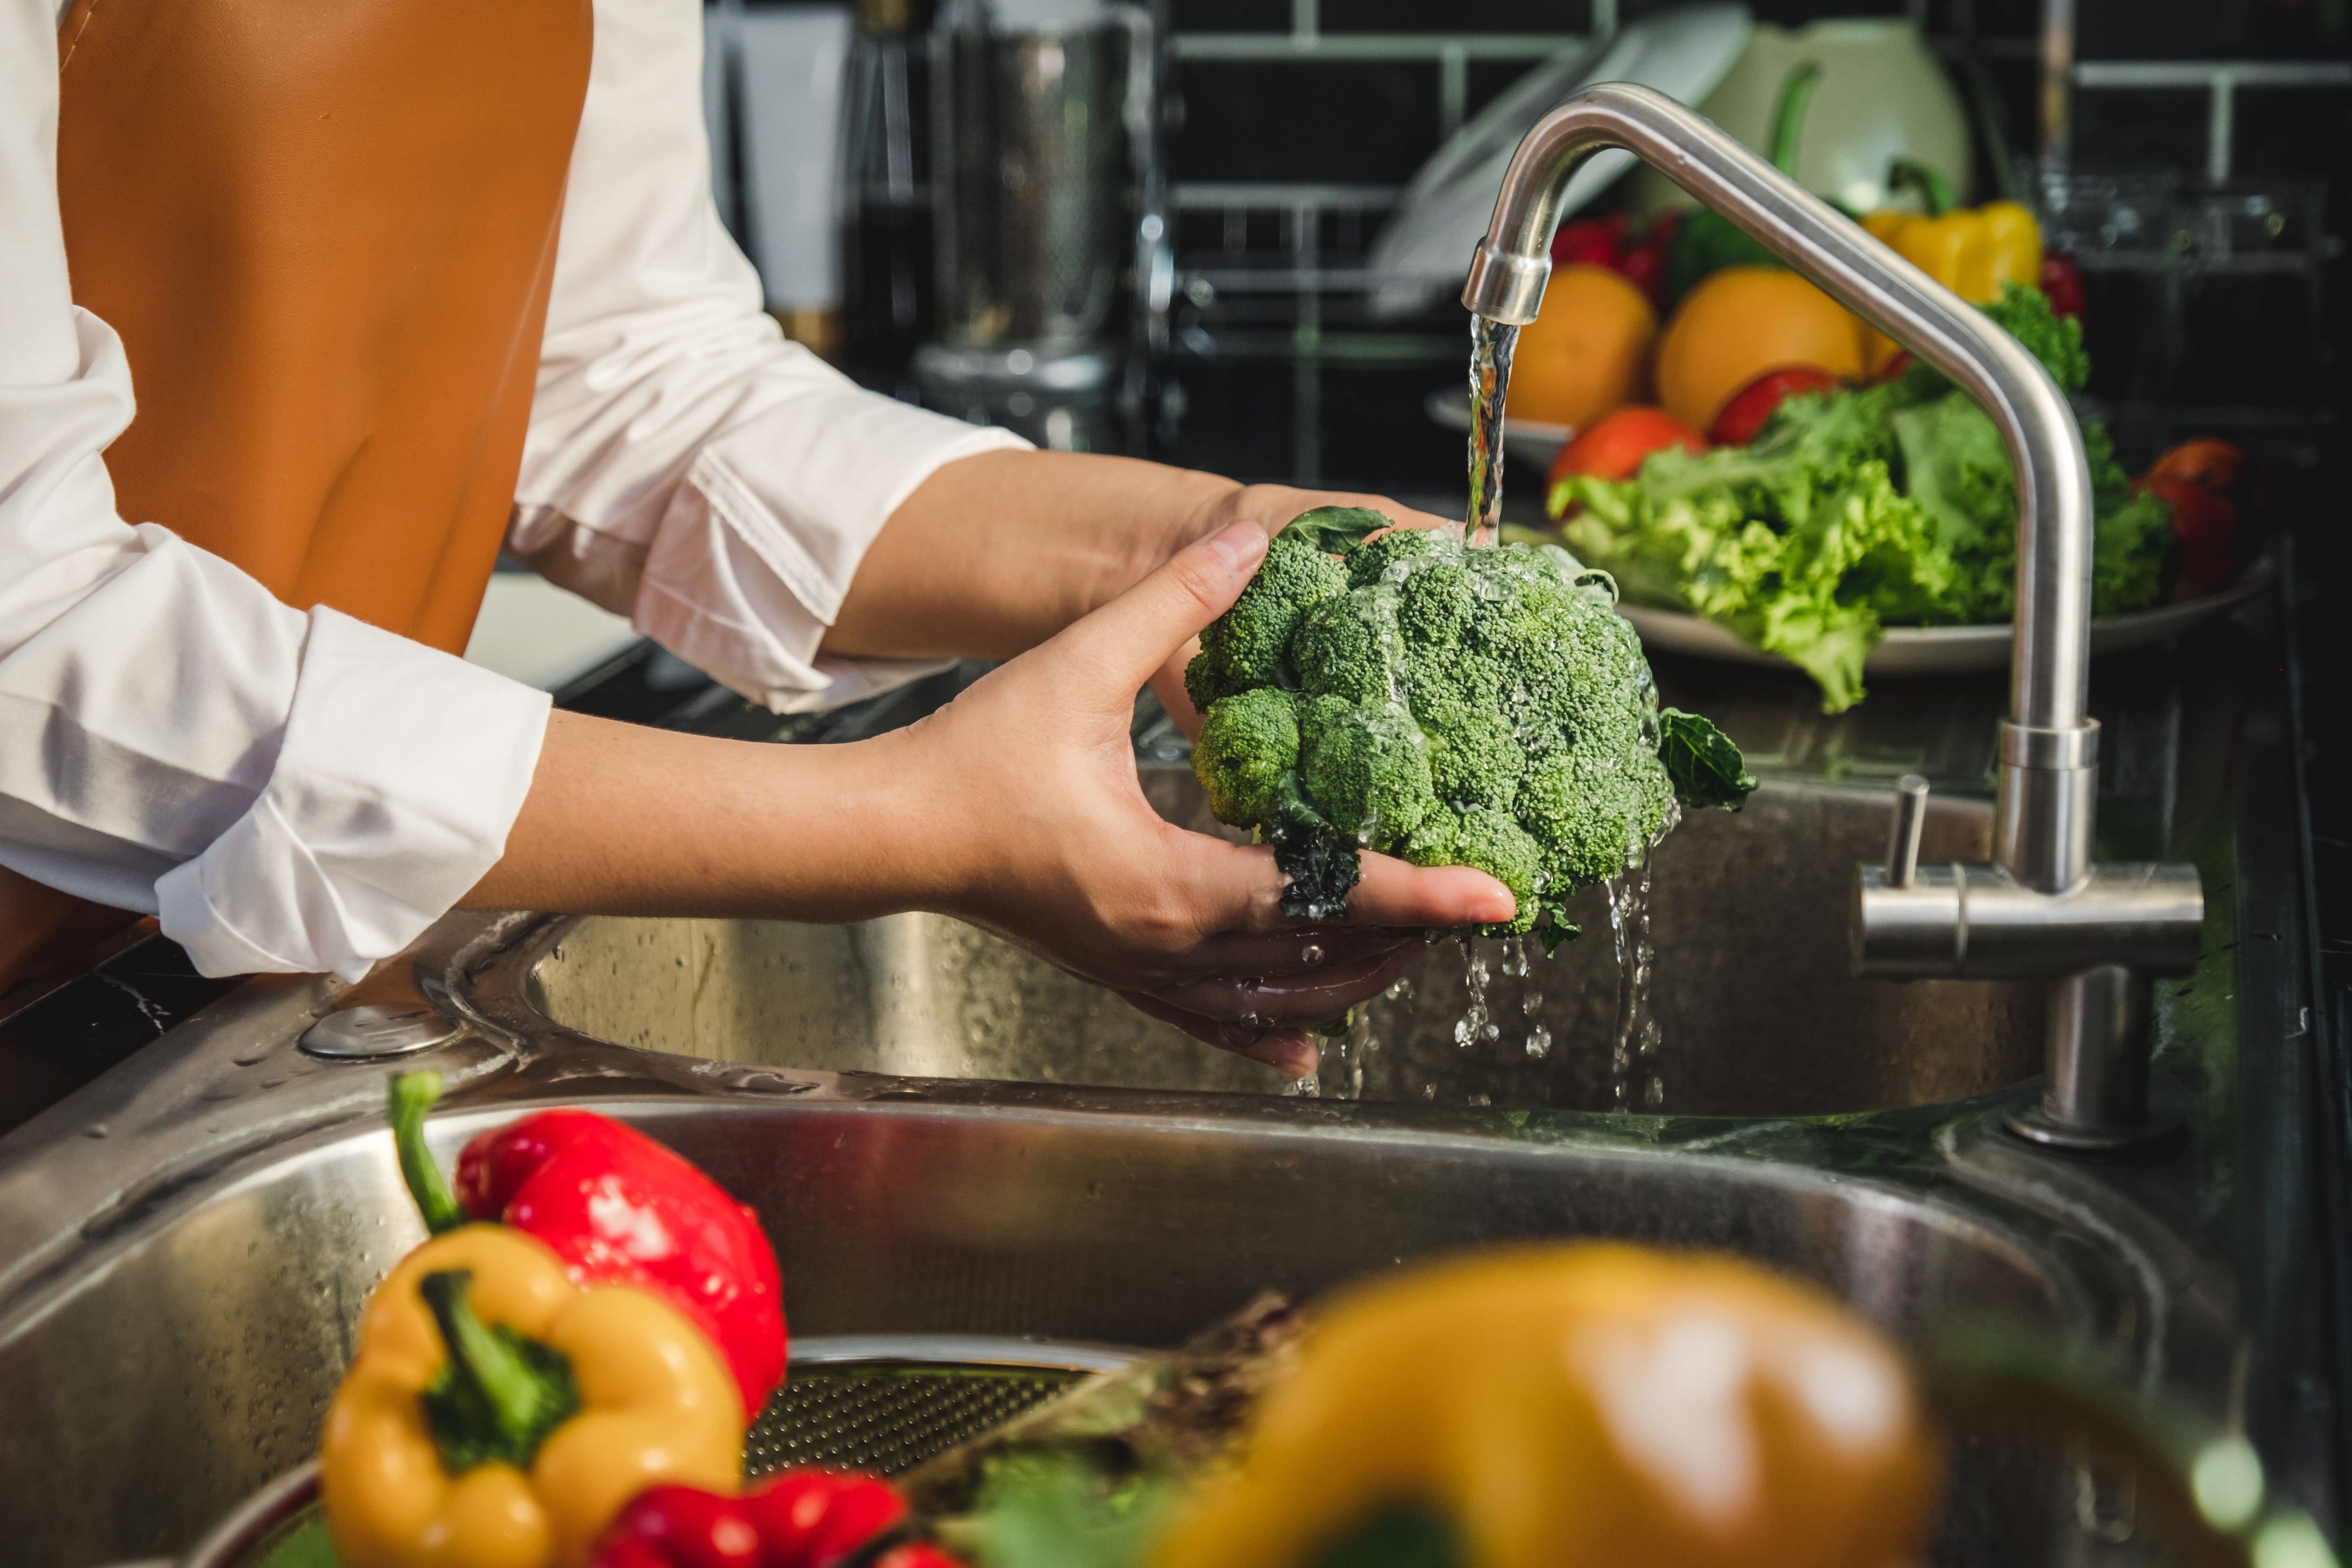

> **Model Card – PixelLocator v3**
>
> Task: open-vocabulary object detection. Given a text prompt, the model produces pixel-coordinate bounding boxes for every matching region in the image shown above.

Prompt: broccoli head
[1187,513,1754,942]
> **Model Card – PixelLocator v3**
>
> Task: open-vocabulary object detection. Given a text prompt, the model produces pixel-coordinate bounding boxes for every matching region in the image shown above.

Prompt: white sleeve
[513,0,1029,715]
[0,0,549,982]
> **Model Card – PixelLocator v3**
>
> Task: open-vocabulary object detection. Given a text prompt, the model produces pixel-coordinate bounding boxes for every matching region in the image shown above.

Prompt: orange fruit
[1654,266,1865,431]
[1505,263,1657,430]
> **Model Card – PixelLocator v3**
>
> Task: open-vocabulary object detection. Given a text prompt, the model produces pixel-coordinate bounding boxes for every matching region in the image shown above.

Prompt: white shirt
[0,0,1025,982]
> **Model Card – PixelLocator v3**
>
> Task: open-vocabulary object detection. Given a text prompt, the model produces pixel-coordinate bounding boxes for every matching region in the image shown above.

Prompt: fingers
[1118,992,1319,1080]
[1186,925,1418,977]
[1168,839,1514,945]
[1350,852,1518,929]
[1145,941,1425,1024]
[1059,522,1268,692]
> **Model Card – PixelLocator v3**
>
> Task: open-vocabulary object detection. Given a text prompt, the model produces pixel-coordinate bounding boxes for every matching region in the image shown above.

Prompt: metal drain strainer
[746,1364,1079,1477]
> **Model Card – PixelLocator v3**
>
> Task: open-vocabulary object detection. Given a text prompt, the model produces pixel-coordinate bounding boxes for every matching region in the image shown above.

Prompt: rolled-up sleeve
[511,0,1028,714]
[0,0,548,980]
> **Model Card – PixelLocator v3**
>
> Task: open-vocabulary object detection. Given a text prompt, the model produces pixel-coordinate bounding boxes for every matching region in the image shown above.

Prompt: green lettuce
[1552,284,2171,712]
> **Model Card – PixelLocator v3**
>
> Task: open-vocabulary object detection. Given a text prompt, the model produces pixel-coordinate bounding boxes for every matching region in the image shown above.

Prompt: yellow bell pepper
[1861,158,2042,374]
[1149,1244,1942,1568]
[321,1224,743,1568]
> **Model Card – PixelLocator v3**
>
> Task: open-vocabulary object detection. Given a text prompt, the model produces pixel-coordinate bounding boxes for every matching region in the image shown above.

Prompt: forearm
[823,451,1237,660]
[461,711,939,921]
[822,449,1457,667]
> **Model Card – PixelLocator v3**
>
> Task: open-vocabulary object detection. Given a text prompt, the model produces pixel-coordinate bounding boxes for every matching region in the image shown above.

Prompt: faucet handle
[1886,774,1930,889]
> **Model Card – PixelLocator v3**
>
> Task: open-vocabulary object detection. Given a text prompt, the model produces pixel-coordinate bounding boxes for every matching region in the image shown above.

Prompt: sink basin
[532,771,2042,1116]
[0,652,2292,1568]
[0,1076,2090,1568]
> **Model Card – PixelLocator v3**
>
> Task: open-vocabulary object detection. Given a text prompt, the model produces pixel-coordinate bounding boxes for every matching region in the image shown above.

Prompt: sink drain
[747,1363,1081,1477]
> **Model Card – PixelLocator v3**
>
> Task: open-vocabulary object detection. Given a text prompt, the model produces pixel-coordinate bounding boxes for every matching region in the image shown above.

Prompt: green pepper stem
[389,1071,465,1235]
[1768,62,1823,177]
[1886,156,1956,217]
[419,1270,575,1460]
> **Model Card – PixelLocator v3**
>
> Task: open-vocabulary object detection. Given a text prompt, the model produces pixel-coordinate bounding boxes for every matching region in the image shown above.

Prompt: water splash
[1465,315,1519,547]
[1453,933,1492,1048]
[1605,850,1659,1112]
[1343,1005,1375,1100]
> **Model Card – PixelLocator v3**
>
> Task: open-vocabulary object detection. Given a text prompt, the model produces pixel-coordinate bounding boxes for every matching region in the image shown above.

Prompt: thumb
[1058,522,1268,692]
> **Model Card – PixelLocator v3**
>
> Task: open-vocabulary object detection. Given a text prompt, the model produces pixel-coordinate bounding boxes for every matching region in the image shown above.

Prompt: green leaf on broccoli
[1656,709,1758,812]
[1280,506,1395,557]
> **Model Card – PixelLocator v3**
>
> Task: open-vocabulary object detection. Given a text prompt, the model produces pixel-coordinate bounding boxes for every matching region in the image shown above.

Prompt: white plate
[1365,4,1753,319]
[1423,386,1573,468]
[1616,551,2275,675]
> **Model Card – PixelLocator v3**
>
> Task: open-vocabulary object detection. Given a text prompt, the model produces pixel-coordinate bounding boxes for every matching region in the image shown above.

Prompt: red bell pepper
[390,1073,787,1420]
[2040,255,2085,322]
[1707,366,1844,446]
[1549,213,1627,271]
[595,1471,962,1568]
[1549,211,1676,309]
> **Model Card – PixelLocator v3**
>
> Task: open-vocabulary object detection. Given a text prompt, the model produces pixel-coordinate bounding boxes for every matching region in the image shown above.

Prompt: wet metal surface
[533,772,2042,1116]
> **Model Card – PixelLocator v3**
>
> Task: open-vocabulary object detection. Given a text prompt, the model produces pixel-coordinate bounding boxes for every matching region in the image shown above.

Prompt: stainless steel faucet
[1461,83,2207,1152]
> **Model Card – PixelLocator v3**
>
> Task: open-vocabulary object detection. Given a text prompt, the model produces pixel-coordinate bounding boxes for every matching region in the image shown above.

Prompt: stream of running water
[1305,314,1665,1104]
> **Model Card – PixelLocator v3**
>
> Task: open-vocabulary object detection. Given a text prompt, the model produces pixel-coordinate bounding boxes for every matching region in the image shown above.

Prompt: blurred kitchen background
[695,0,2346,491]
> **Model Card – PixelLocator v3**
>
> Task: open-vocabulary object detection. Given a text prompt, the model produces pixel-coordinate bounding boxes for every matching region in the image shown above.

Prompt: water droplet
[1301,944,1325,966]
[1525,1025,1552,1059]
[80,1122,109,1139]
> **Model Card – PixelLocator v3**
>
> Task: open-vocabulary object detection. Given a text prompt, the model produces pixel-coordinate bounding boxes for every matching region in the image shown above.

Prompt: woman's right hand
[473,524,1513,1079]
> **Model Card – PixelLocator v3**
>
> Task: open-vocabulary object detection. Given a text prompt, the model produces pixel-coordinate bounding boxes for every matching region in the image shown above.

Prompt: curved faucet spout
[1467,84,2207,1154]
[1460,81,2093,756]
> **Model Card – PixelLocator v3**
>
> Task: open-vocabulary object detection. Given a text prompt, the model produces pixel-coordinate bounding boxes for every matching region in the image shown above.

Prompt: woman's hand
[826,451,1454,746]
[882,520,1511,1075]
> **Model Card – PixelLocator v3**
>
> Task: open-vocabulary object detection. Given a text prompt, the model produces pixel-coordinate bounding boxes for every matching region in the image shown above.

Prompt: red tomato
[1547,406,1708,486]
[2137,439,2246,597]
[2147,438,2245,493]
[1706,366,1845,446]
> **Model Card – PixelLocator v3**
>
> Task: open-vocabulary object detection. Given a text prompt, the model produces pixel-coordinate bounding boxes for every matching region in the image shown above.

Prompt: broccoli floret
[1193,687,1300,826]
[1292,585,1404,706]
[1414,688,1523,812]
[1185,514,1753,940]
[1450,809,1545,935]
[1298,695,1436,847]
[1346,523,1443,587]
[1185,532,1348,710]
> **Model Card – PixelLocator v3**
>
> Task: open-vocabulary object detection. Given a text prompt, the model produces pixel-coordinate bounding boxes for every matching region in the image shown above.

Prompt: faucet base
[2003,1100,2186,1158]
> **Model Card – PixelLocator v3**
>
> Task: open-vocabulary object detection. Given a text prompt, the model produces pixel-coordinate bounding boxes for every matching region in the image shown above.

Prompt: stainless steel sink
[531,770,2041,1115]
[0,656,2307,1568]
[0,904,2237,1568]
